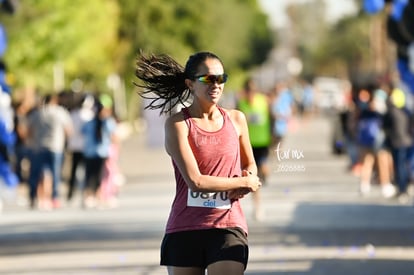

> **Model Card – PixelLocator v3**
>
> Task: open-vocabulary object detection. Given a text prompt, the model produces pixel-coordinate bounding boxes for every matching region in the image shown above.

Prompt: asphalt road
[1,114,414,275]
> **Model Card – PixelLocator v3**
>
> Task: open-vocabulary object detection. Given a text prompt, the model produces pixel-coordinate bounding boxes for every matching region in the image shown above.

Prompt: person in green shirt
[237,78,272,221]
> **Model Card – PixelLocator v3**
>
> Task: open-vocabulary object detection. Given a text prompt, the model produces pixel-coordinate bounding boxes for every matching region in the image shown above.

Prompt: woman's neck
[188,102,219,119]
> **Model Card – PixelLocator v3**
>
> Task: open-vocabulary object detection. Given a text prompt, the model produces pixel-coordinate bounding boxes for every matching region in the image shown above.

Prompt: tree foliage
[1,0,120,91]
[0,0,273,94]
[118,0,273,90]
[288,0,386,81]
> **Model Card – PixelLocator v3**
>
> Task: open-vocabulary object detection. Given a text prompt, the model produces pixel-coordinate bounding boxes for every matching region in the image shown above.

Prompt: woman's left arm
[228,109,258,199]
[230,109,257,174]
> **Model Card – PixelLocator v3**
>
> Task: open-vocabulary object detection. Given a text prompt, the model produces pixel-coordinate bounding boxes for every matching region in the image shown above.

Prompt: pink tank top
[165,107,248,235]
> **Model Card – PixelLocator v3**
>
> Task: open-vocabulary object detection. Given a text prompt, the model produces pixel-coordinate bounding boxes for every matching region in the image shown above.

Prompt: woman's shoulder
[164,110,190,142]
[164,110,188,131]
[221,108,246,136]
[223,108,246,123]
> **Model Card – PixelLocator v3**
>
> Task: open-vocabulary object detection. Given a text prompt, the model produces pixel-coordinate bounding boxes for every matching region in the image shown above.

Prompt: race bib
[187,189,231,209]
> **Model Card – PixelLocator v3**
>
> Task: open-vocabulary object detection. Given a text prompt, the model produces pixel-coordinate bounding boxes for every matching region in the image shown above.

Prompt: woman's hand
[228,170,262,199]
[242,169,262,192]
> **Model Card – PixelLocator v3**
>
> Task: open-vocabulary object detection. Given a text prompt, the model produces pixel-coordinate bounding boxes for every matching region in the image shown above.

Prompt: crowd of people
[235,72,414,210]
[337,76,414,203]
[242,72,414,206]
[4,48,408,273]
[0,89,123,211]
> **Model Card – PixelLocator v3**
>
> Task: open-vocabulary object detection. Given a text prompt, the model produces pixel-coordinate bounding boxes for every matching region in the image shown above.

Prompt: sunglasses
[195,74,228,85]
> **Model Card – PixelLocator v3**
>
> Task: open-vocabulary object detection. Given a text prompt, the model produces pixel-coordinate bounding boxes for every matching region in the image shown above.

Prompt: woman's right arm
[164,113,261,193]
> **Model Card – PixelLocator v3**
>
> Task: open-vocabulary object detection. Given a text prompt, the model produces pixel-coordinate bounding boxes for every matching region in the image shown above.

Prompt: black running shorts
[160,227,249,270]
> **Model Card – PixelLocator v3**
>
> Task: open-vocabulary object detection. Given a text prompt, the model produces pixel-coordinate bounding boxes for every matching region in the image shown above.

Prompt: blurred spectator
[0,91,18,210]
[383,84,414,203]
[270,81,295,149]
[340,84,361,175]
[12,100,33,183]
[81,94,117,209]
[237,78,272,220]
[298,79,314,118]
[97,94,124,209]
[26,93,73,209]
[66,94,94,202]
[356,85,396,198]
[98,124,124,209]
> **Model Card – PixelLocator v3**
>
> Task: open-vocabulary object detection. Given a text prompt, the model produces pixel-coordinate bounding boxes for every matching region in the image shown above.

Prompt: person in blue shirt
[270,81,295,149]
[81,94,117,208]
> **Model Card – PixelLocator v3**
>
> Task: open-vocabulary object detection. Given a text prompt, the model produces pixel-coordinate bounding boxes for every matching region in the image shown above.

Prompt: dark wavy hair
[134,51,224,114]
